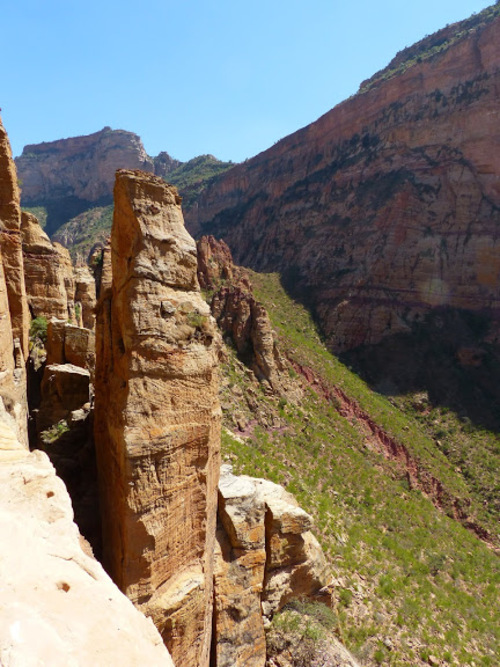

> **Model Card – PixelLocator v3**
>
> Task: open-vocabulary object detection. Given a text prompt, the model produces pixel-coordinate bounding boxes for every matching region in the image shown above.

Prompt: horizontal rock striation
[94,170,221,666]
[0,116,29,446]
[15,127,180,235]
[214,464,330,667]
[188,9,500,366]
[21,211,75,321]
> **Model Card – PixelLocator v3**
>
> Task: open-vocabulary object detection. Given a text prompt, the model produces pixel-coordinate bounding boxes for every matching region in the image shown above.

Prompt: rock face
[0,411,174,667]
[21,211,74,321]
[94,169,221,666]
[15,127,181,236]
[74,265,97,329]
[214,465,330,667]
[0,116,29,446]
[188,9,500,376]
[0,119,29,359]
[197,236,286,391]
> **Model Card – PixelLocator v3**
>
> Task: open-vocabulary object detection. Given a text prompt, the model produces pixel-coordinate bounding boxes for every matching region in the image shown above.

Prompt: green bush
[29,316,48,343]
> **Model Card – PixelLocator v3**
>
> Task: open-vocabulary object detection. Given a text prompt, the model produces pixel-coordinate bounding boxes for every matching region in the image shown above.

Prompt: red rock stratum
[187,7,500,366]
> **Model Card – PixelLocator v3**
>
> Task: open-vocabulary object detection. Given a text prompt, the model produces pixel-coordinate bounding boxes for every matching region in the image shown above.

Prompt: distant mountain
[186,3,500,428]
[15,127,234,238]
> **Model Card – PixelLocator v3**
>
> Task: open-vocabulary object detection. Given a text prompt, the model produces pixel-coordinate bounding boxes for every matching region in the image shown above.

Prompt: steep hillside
[187,4,500,428]
[49,155,236,262]
[213,266,500,667]
[15,127,234,241]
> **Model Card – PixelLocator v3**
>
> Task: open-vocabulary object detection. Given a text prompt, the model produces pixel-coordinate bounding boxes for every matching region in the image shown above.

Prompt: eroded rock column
[94,170,221,667]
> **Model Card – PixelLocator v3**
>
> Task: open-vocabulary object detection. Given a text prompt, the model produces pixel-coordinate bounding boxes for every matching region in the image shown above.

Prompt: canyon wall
[94,170,221,666]
[188,8,500,370]
[15,127,181,235]
[0,119,173,666]
[0,117,30,446]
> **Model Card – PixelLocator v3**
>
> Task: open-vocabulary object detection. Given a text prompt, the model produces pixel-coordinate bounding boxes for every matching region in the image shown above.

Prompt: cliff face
[0,117,30,446]
[15,127,180,236]
[0,121,173,665]
[94,170,221,666]
[188,9,500,375]
[21,211,75,321]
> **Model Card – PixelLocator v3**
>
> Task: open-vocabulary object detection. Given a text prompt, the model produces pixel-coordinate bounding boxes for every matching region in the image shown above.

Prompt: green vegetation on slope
[219,271,499,666]
[168,154,235,208]
[51,205,113,262]
[359,3,500,93]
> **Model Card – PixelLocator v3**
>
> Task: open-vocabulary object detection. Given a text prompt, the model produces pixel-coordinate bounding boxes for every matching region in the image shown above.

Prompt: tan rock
[38,363,90,434]
[0,117,29,361]
[197,235,234,290]
[45,319,67,365]
[0,118,29,447]
[0,412,174,667]
[214,468,267,667]
[213,465,330,667]
[21,212,73,321]
[74,264,96,329]
[94,169,221,667]
[64,324,95,372]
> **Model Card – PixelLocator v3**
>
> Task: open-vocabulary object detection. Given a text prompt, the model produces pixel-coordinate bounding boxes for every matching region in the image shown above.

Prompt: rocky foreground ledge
[0,407,173,666]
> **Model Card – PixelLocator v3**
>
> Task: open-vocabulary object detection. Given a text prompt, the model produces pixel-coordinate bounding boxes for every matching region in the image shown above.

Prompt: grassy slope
[219,271,499,666]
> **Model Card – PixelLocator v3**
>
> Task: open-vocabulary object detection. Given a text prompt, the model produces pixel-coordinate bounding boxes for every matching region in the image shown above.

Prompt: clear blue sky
[2,0,494,162]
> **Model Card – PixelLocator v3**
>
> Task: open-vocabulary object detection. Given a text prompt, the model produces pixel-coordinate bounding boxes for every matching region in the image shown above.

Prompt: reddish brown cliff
[15,127,181,236]
[188,7,500,391]
[94,170,221,666]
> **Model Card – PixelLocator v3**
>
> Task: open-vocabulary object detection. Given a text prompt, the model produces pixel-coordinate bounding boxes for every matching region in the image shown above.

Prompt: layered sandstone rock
[197,234,234,290]
[15,127,181,236]
[21,211,74,321]
[197,236,286,391]
[188,9,500,364]
[37,363,90,435]
[74,264,96,329]
[213,465,330,667]
[0,411,173,666]
[94,170,221,666]
[0,117,29,446]
[0,119,29,360]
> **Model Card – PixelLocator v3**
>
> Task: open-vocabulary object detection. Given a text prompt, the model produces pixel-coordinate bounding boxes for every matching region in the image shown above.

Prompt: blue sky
[2,0,493,162]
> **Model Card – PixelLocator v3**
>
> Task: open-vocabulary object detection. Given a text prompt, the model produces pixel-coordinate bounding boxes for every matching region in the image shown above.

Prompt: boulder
[213,465,330,667]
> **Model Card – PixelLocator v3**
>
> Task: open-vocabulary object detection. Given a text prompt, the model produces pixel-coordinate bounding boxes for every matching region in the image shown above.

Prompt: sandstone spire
[0,117,30,445]
[94,169,221,666]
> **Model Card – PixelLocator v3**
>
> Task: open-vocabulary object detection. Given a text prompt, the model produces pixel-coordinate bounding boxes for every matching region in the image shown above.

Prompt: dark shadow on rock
[341,308,500,433]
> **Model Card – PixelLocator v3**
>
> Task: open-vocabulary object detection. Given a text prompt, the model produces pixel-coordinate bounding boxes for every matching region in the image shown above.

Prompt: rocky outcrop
[37,363,90,435]
[16,128,152,205]
[15,127,181,236]
[214,464,330,667]
[0,410,173,666]
[188,8,500,368]
[197,234,234,290]
[0,117,29,446]
[197,236,286,391]
[0,119,29,358]
[94,170,221,666]
[21,211,74,321]
[74,264,97,329]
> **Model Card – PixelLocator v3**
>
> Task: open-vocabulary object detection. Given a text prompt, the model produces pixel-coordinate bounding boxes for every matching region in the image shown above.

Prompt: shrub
[29,316,48,343]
